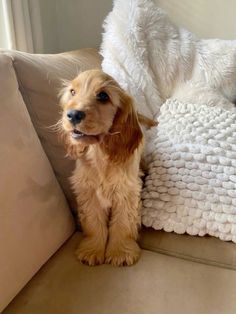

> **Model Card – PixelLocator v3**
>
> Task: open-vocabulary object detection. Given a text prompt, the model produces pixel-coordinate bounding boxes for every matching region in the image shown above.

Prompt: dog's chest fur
[71,144,142,208]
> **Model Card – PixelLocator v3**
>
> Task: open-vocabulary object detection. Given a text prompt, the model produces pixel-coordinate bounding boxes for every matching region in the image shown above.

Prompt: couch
[1,48,236,314]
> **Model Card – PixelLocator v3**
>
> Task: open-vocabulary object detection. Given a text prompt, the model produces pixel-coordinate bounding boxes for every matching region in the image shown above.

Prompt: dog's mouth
[71,129,87,139]
[71,129,100,143]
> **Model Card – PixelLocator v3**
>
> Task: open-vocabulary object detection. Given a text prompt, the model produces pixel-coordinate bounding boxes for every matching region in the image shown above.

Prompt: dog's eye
[70,89,76,96]
[96,91,109,103]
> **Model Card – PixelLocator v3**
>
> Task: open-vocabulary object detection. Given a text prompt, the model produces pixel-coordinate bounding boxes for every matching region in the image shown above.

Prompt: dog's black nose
[67,110,86,125]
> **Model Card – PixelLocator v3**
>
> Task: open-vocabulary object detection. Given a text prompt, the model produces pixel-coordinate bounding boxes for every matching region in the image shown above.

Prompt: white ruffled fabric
[101,0,236,118]
[142,100,236,242]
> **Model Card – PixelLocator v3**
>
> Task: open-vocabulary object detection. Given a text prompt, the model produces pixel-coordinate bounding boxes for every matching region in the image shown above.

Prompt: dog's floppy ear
[101,92,143,163]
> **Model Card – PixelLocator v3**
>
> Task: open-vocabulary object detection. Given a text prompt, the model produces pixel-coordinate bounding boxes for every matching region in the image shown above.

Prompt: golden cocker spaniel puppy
[59,69,154,266]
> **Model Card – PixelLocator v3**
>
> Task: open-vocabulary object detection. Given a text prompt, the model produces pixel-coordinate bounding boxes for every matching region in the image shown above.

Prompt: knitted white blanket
[101,0,236,242]
[142,100,236,242]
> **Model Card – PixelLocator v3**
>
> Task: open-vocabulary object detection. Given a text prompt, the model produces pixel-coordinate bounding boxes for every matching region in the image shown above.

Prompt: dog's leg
[105,190,141,266]
[76,192,109,266]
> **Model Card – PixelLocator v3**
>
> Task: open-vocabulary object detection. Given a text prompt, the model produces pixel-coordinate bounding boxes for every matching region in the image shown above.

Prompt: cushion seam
[141,243,236,271]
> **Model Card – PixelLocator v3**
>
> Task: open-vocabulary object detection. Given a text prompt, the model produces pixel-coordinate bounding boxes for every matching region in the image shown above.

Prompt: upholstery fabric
[2,48,102,209]
[0,54,75,311]
[4,233,236,314]
[140,228,236,270]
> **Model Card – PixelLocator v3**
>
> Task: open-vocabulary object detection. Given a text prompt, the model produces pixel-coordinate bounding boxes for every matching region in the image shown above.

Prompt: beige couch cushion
[4,233,236,314]
[3,49,102,209]
[140,228,236,270]
[0,54,75,311]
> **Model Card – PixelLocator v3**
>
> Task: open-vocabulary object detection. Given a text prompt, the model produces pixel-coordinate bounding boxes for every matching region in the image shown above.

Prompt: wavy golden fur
[59,69,155,266]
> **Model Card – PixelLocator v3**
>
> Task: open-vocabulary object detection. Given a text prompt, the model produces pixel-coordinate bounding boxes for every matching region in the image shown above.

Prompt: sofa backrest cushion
[0,54,75,311]
[3,49,102,210]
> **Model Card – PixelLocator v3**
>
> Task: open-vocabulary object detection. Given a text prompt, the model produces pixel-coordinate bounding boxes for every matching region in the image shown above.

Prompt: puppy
[60,69,154,266]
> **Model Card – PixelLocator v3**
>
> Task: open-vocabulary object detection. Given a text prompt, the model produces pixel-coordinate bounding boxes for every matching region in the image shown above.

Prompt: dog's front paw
[105,240,141,266]
[75,238,105,266]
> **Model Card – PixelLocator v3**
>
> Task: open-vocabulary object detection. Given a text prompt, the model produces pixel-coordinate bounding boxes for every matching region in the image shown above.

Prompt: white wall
[38,0,112,53]
[155,0,236,40]
[37,0,236,53]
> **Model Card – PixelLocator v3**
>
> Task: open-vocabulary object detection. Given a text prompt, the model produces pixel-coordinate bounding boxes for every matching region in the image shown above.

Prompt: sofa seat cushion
[2,49,102,209]
[0,54,75,311]
[4,233,236,314]
[140,228,236,270]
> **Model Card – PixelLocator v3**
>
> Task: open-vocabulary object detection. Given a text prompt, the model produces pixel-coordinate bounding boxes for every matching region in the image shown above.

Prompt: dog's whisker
[46,120,64,133]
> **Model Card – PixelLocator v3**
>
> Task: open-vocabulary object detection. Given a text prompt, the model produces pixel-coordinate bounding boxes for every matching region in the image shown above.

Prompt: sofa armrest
[0,53,75,312]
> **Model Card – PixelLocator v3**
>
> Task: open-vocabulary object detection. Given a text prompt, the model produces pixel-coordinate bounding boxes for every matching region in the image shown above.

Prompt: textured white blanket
[101,0,236,242]
[142,100,236,242]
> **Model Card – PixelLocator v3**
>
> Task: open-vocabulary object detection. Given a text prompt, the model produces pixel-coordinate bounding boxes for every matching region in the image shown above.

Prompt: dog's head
[60,70,143,162]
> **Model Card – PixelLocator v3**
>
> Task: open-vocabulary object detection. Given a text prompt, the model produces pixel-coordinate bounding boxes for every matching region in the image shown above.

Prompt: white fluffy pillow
[142,99,236,242]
